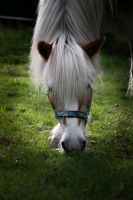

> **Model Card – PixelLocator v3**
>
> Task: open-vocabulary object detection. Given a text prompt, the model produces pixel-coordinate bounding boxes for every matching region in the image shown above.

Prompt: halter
[55,111,88,120]
[53,87,92,123]
[54,106,91,123]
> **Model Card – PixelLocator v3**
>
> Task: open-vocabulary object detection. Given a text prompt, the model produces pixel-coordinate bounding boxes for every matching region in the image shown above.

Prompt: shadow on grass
[0,143,133,200]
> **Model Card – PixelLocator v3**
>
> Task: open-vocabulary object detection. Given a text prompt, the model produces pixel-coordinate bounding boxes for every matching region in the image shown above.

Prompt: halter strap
[53,89,92,122]
[55,111,89,121]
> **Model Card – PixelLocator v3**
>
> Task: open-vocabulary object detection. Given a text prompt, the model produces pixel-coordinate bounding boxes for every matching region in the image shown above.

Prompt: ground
[0,27,133,200]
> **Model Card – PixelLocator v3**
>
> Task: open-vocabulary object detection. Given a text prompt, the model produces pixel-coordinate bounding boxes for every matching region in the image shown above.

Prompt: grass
[0,27,133,200]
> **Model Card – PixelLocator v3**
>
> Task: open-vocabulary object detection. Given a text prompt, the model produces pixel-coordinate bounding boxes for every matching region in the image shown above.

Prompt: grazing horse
[30,0,132,152]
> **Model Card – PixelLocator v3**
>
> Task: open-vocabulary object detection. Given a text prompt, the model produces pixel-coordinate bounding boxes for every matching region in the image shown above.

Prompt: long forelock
[44,35,98,103]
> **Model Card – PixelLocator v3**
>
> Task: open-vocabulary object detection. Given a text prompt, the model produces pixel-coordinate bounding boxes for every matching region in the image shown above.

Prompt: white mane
[30,0,112,102]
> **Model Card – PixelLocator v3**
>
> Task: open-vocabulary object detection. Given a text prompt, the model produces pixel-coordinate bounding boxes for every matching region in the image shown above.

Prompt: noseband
[54,104,91,123]
[51,87,92,123]
[55,111,89,121]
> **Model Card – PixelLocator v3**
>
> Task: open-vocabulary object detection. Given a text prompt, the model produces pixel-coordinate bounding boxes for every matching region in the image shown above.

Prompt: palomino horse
[30,0,132,152]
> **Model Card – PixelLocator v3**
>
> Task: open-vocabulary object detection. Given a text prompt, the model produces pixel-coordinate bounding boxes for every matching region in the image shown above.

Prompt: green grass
[0,27,133,200]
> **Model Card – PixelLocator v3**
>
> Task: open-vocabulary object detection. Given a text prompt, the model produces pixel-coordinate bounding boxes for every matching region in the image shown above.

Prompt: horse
[30,0,132,152]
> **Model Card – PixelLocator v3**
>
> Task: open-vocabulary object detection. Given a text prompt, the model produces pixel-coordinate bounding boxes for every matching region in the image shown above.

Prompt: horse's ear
[82,37,106,58]
[37,41,52,60]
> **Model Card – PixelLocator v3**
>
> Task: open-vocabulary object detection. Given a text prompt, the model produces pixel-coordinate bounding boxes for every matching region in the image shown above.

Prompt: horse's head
[37,37,105,152]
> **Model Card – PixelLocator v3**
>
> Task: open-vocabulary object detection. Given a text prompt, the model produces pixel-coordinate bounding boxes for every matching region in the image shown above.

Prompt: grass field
[0,27,133,200]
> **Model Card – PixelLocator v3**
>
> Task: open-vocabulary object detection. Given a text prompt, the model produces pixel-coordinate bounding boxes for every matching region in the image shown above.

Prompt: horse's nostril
[61,141,65,149]
[81,140,86,150]
[61,141,69,152]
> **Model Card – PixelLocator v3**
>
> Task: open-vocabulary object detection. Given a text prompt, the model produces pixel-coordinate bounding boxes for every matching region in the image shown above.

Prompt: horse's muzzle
[61,139,86,152]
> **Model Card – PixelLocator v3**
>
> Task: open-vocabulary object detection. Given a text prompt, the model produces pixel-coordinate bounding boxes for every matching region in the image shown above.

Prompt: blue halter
[55,111,89,120]
[54,103,91,122]
[53,87,92,122]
